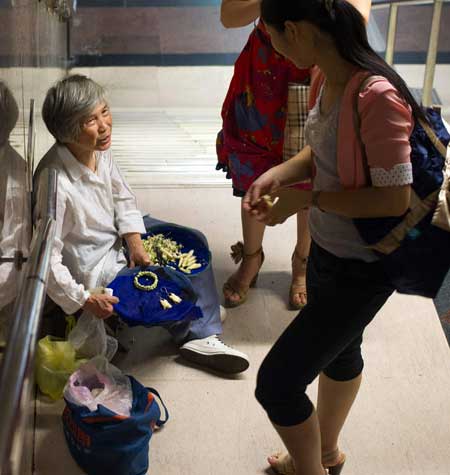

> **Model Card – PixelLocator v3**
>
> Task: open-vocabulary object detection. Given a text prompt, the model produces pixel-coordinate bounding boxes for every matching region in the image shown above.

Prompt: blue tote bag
[62,376,168,475]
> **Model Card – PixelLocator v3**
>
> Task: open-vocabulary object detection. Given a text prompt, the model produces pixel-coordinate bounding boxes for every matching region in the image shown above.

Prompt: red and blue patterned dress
[216,21,310,196]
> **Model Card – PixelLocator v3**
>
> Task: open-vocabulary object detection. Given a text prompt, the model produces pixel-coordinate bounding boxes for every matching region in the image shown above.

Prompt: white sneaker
[179,335,249,374]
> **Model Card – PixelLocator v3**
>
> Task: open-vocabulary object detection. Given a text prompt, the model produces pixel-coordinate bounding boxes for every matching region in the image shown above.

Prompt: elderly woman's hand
[83,294,119,319]
[124,232,152,268]
[129,246,152,268]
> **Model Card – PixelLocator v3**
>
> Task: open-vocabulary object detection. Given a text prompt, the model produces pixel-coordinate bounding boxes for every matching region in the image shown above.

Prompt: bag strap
[352,75,444,254]
[419,118,448,159]
[352,75,385,184]
[353,75,448,171]
[147,387,169,427]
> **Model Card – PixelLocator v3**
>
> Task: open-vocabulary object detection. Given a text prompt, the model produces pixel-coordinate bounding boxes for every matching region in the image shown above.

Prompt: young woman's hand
[264,189,310,226]
[248,189,311,225]
[83,294,119,320]
[243,171,281,214]
[244,192,278,222]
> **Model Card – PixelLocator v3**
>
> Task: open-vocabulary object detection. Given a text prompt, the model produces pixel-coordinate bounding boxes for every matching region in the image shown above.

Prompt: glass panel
[0,81,29,333]
[0,3,66,472]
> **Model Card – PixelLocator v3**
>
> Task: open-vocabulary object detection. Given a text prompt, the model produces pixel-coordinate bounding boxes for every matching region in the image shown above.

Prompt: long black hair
[261,0,427,123]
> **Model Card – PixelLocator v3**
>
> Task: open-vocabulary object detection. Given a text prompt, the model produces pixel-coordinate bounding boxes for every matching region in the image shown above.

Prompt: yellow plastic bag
[35,335,86,400]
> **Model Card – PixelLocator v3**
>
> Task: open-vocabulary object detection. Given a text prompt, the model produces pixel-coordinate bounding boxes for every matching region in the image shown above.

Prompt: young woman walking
[243,0,424,473]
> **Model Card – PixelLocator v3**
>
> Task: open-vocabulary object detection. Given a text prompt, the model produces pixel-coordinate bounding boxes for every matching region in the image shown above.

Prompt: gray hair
[42,74,107,143]
[0,81,19,145]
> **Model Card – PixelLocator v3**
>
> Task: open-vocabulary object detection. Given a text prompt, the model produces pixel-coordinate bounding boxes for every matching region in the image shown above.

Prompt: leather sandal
[289,249,308,310]
[222,241,264,308]
[323,449,346,475]
[267,452,294,475]
[268,450,346,475]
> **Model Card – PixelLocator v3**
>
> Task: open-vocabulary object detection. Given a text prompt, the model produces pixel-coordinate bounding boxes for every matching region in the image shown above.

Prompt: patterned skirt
[216,21,311,196]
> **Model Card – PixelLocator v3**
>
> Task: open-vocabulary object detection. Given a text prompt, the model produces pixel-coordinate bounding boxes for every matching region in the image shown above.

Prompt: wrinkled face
[76,101,112,152]
[265,22,316,69]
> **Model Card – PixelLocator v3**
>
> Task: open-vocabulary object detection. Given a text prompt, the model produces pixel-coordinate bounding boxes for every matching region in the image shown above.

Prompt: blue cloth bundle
[108,266,202,327]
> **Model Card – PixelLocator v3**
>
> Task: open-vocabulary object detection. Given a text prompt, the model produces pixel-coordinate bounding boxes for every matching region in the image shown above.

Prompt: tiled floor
[34,187,450,475]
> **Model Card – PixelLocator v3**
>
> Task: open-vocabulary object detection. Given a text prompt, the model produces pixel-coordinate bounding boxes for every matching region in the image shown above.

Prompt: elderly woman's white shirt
[34,144,146,314]
[0,143,30,310]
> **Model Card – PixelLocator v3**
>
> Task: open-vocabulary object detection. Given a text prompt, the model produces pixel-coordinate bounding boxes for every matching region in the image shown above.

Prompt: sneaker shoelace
[208,335,230,348]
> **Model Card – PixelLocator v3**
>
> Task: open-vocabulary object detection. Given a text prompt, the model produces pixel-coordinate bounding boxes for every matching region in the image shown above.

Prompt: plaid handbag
[283,81,311,161]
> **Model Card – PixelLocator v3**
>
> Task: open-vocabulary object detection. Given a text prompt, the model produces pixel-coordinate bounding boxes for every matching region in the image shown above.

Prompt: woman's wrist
[124,232,141,248]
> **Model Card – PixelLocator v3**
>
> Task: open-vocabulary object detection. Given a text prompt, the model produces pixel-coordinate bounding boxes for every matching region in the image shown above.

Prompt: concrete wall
[68,2,450,66]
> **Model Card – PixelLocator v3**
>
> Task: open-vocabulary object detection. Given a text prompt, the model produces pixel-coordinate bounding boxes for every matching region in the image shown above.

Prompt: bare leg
[273,411,325,475]
[290,209,311,308]
[241,198,266,255]
[267,373,361,473]
[317,372,362,466]
[223,199,265,305]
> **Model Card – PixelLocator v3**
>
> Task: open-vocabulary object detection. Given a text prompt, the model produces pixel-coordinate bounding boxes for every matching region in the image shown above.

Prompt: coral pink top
[309,67,414,189]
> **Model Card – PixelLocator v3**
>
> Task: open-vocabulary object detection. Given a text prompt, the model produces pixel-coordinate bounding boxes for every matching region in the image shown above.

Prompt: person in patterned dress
[218,0,311,310]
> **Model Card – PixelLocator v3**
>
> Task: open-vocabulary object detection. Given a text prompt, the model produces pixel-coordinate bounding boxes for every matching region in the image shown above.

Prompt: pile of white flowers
[142,234,202,274]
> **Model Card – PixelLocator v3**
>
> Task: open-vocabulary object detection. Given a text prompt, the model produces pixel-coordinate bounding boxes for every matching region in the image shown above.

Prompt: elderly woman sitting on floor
[34,75,248,374]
